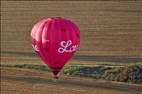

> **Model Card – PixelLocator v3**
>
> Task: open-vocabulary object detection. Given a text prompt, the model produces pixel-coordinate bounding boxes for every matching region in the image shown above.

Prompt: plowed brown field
[1,67,142,94]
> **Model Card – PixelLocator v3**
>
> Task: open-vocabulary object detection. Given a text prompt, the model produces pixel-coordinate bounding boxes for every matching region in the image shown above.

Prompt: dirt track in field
[1,67,142,94]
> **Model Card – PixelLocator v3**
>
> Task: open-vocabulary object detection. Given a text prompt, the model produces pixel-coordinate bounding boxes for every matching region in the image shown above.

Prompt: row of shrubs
[1,64,142,84]
[62,64,142,84]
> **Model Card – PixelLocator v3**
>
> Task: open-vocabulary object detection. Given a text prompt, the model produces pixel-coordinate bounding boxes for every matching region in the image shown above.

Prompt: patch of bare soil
[1,67,142,94]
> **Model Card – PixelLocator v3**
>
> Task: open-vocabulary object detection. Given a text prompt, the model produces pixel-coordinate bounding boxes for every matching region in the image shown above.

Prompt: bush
[127,64,142,83]
[61,66,83,75]
[102,64,142,84]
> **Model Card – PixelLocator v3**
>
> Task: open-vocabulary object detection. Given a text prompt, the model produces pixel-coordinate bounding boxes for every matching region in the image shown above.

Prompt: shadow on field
[1,75,142,94]
[2,51,142,63]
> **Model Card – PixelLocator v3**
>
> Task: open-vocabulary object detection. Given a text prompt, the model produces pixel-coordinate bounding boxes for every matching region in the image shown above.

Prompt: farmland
[1,1,142,57]
[1,67,142,94]
[1,0,142,94]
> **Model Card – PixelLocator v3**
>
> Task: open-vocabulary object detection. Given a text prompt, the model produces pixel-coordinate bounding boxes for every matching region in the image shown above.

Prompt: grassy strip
[1,64,51,72]
[1,64,142,84]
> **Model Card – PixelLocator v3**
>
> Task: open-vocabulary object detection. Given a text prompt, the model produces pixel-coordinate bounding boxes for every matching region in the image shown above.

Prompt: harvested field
[1,67,142,94]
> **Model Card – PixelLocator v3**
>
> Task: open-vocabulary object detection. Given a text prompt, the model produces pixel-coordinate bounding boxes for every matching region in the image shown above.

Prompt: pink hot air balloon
[31,17,80,79]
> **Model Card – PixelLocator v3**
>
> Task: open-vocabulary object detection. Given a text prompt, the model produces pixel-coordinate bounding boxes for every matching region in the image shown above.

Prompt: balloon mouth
[50,67,62,76]
[53,71,60,76]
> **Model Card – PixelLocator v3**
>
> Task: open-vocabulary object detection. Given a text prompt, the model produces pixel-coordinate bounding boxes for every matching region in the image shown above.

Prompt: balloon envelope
[31,17,80,76]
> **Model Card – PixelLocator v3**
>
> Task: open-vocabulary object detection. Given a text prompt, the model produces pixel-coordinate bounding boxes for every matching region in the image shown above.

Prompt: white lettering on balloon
[32,44,39,52]
[58,40,78,53]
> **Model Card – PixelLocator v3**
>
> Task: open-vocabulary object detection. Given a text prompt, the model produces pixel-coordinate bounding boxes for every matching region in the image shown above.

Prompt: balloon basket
[52,70,60,80]
[52,75,59,82]
[54,76,59,79]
